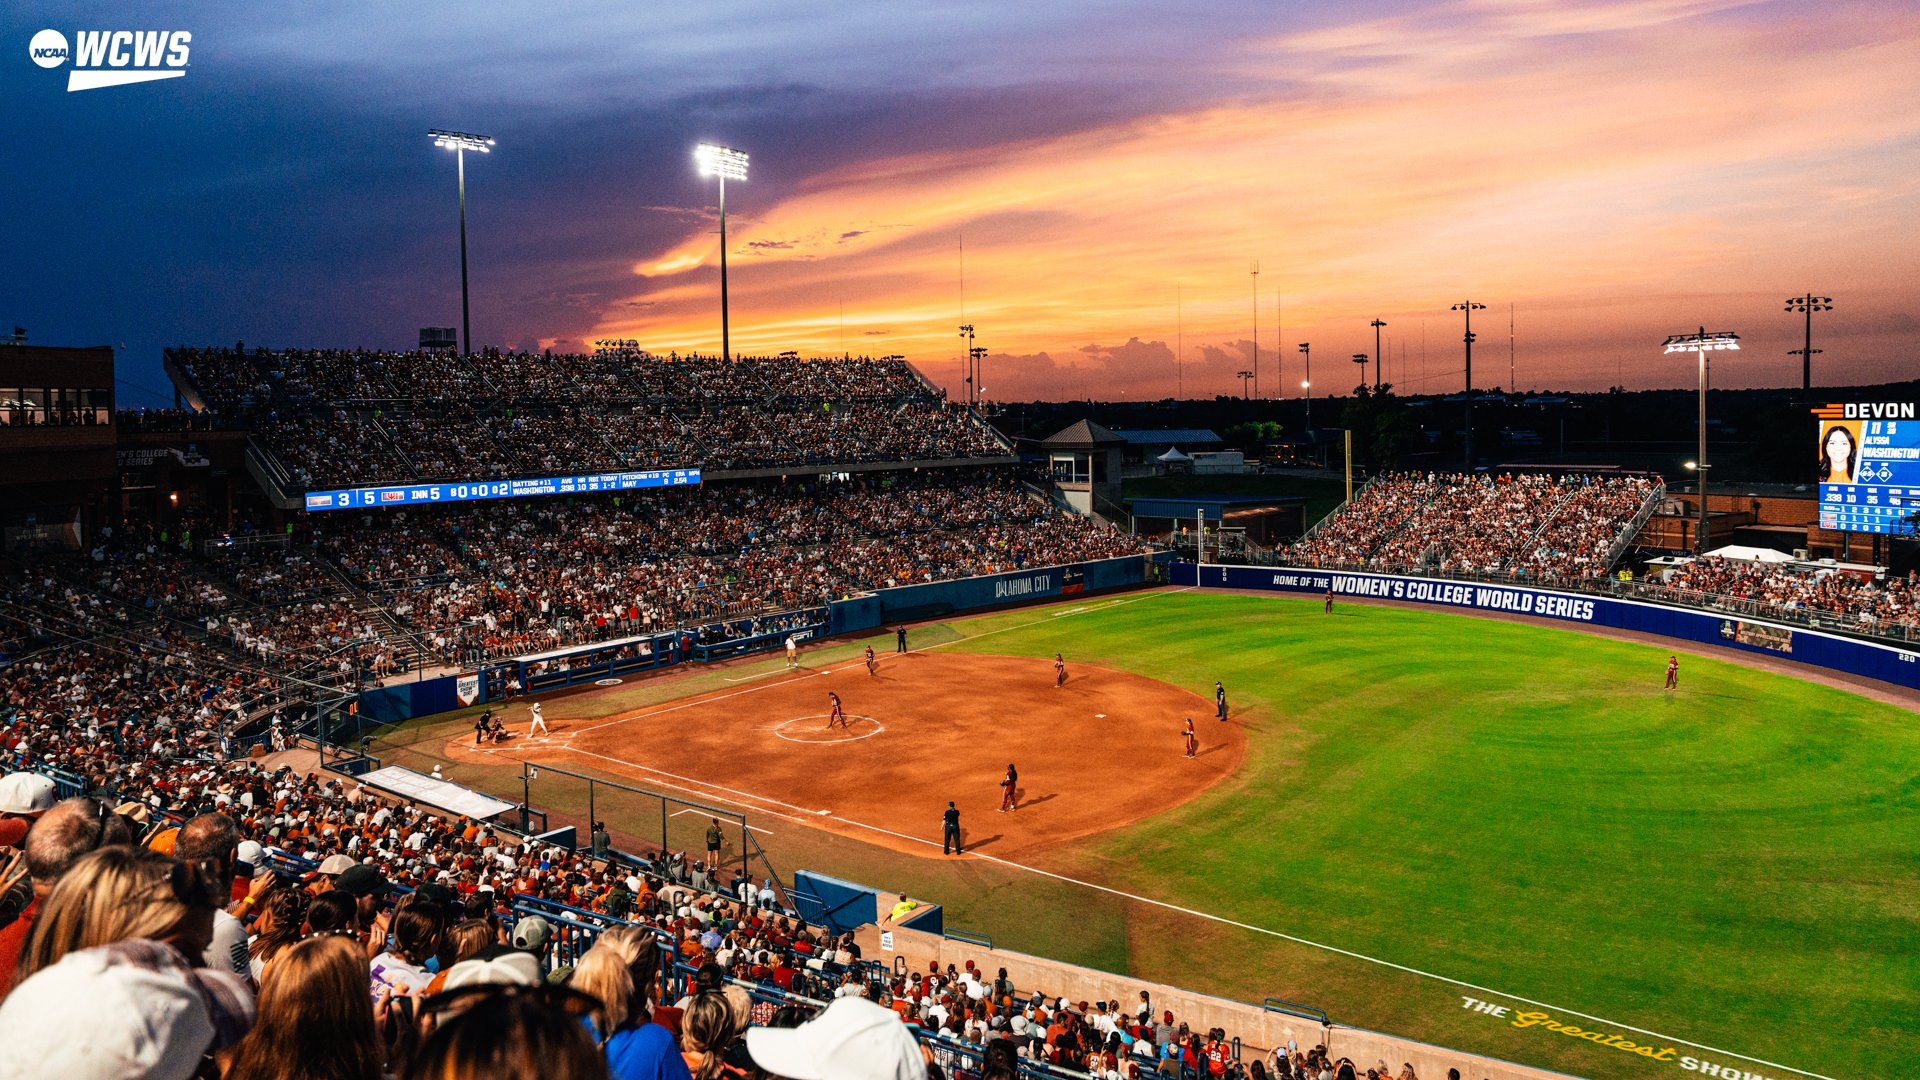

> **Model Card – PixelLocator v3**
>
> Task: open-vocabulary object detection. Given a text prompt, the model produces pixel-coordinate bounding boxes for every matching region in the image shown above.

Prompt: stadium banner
[302,467,701,512]
[1173,562,1920,691]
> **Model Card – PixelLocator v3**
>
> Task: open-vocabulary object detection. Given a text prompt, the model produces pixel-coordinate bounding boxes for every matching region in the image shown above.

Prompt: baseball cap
[317,853,356,876]
[0,938,255,1080]
[439,947,541,992]
[235,841,265,872]
[335,864,389,898]
[510,914,552,952]
[745,997,924,1080]
[0,772,58,816]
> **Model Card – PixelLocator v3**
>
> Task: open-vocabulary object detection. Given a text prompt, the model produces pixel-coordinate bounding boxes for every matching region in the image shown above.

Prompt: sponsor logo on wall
[1459,998,1783,1080]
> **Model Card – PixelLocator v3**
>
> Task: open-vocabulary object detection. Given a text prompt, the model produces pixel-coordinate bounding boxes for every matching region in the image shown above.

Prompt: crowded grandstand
[2,344,1913,1080]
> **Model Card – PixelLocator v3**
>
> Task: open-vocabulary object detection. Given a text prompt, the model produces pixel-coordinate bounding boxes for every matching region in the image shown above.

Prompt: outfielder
[1665,654,1680,690]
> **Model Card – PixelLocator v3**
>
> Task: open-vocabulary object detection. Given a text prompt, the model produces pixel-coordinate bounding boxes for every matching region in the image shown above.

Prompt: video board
[303,468,700,512]
[1814,403,1920,535]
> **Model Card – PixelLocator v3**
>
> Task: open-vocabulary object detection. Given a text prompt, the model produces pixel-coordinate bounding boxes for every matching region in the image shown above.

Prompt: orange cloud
[586,1,1920,398]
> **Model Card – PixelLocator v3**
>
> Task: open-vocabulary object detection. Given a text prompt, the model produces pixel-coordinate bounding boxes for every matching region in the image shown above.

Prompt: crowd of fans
[166,346,1010,490]
[1654,556,1920,634]
[1289,471,1657,582]
[0,734,1453,1080]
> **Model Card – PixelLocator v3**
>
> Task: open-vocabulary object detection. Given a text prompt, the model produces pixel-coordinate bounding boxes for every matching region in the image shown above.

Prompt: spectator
[678,991,740,1080]
[744,996,925,1080]
[570,941,691,1080]
[224,934,383,1080]
[16,846,224,986]
[405,984,609,1080]
[0,797,128,995]
[174,812,256,981]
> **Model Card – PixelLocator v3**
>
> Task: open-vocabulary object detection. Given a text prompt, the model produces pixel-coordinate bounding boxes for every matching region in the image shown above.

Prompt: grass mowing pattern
[943,590,1918,1079]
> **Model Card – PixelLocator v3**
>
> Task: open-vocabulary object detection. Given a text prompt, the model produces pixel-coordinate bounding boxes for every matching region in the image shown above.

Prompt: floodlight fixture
[695,143,749,182]
[1784,294,1832,391]
[428,129,496,353]
[1451,301,1487,465]
[695,143,750,359]
[1663,326,1737,553]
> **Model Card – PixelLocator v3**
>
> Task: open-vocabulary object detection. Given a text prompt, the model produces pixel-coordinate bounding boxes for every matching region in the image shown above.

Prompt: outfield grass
[944,590,1918,1079]
[376,589,1917,1078]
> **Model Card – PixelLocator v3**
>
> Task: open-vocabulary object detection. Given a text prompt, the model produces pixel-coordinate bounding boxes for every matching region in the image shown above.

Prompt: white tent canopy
[359,766,517,820]
[1702,544,1798,564]
[1157,446,1193,463]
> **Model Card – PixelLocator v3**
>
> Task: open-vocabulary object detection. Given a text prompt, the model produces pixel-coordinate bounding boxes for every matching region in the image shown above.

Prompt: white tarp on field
[359,766,516,820]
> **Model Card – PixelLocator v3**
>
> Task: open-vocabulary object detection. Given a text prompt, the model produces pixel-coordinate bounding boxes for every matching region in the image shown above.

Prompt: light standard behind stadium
[695,143,749,361]
[1236,370,1254,399]
[1370,318,1387,390]
[1351,353,1369,392]
[958,324,977,405]
[1298,343,1312,432]
[1664,328,1740,554]
[428,129,494,354]
[1451,301,1485,467]
[1785,293,1832,392]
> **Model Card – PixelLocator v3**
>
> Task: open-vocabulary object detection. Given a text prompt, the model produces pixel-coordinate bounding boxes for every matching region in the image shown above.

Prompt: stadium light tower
[1369,319,1387,390]
[1249,261,1260,398]
[1451,301,1486,466]
[695,143,749,361]
[1784,293,1833,392]
[1298,342,1312,432]
[1236,370,1254,399]
[1664,328,1740,554]
[429,129,494,354]
[1351,353,1369,392]
[957,324,977,404]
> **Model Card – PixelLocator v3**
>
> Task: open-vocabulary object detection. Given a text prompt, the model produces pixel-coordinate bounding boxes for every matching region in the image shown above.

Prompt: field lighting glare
[1663,332,1740,353]
[430,129,494,153]
[695,143,749,181]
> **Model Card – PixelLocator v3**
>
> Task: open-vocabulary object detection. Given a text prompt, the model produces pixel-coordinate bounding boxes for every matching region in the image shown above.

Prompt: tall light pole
[1236,370,1254,399]
[1451,301,1486,466]
[957,324,977,404]
[1663,329,1740,554]
[429,129,494,354]
[970,345,988,402]
[695,143,749,361]
[1298,342,1312,432]
[1351,353,1369,392]
[1784,293,1832,392]
[1369,319,1387,391]
[1250,261,1261,398]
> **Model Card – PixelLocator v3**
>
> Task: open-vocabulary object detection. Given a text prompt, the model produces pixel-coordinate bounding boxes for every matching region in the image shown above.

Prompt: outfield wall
[1172,562,1920,692]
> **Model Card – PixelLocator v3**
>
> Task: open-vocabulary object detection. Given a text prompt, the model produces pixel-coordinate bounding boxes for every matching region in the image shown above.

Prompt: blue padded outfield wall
[1172,561,1920,691]
[831,553,1166,633]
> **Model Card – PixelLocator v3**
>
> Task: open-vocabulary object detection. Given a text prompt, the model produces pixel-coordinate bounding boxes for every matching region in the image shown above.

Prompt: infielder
[865,644,878,676]
[999,763,1019,813]
[1054,653,1067,688]
[827,690,847,730]
[1183,717,1198,759]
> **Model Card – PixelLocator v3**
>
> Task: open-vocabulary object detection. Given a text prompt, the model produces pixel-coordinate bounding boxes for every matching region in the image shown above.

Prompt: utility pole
[1452,301,1486,467]
[1250,261,1261,398]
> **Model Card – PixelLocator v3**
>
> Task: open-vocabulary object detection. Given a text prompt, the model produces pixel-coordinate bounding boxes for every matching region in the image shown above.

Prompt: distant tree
[1341,384,1415,470]
[1223,420,1284,454]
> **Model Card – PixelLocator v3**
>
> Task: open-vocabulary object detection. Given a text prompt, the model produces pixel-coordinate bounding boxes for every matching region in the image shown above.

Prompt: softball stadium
[6,340,1918,1080]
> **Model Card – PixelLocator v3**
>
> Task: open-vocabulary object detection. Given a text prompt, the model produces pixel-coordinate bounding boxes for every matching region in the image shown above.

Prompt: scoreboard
[1815,403,1920,535]
[303,468,700,512]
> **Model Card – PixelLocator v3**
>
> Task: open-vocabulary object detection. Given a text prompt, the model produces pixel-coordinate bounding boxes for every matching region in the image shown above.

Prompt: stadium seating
[165,346,1011,488]
[1289,471,1658,582]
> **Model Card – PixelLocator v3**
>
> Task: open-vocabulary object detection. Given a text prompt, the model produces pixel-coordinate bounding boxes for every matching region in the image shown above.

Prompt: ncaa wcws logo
[29,28,191,92]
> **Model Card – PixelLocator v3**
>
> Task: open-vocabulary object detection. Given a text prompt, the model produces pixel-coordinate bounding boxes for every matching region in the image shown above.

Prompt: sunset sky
[8,0,1918,404]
